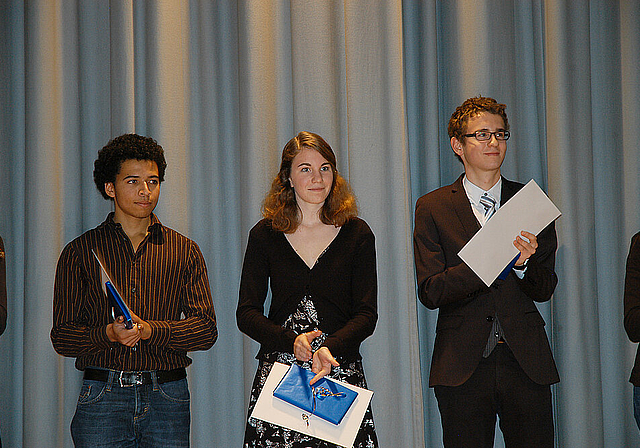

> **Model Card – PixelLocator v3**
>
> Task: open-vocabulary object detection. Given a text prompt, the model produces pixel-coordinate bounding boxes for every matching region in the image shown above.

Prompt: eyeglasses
[463,130,510,141]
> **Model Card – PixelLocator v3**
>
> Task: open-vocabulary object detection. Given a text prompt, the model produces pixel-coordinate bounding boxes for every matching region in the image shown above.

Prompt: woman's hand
[310,347,340,385]
[294,330,322,362]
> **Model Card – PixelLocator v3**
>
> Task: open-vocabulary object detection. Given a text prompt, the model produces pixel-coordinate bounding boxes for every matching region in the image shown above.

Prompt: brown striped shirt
[51,213,217,371]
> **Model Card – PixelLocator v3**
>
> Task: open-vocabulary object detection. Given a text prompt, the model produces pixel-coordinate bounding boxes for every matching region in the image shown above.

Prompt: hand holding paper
[513,230,538,266]
[458,180,561,286]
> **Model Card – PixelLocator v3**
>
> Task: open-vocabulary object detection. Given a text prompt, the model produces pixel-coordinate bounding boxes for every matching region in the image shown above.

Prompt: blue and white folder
[92,249,134,329]
[251,362,373,448]
[273,363,357,425]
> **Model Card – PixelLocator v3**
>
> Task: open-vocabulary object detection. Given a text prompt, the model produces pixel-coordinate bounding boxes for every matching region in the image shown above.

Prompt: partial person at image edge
[624,233,640,431]
[0,236,6,337]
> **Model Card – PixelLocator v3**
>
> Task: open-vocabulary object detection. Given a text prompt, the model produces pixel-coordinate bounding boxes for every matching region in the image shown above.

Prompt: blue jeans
[71,370,190,448]
[634,386,640,431]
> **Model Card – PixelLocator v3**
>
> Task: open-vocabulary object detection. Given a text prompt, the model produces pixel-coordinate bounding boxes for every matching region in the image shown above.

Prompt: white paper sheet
[250,362,374,448]
[458,179,561,286]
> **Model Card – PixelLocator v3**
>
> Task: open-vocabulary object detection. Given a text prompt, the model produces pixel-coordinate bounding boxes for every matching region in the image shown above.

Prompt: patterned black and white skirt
[243,296,378,448]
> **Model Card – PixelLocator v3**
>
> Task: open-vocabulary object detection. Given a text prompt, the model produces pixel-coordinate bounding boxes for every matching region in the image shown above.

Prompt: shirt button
[131,287,136,294]
[486,316,494,322]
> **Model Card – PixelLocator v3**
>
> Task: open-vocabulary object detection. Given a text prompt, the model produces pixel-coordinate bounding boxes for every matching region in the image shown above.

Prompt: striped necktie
[479,193,497,221]
[479,192,502,358]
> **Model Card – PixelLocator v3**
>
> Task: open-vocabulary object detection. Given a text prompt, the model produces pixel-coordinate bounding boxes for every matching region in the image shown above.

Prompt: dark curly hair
[448,96,509,163]
[262,131,358,233]
[93,134,167,200]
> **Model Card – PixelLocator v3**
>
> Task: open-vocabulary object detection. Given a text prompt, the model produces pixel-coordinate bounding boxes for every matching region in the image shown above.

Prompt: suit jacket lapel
[450,174,481,240]
[500,176,520,205]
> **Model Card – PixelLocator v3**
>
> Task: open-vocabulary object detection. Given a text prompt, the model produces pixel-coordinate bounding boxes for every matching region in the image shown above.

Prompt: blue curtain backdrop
[0,1,638,447]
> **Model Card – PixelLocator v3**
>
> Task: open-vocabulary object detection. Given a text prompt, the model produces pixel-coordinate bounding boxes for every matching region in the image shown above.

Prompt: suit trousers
[434,343,553,448]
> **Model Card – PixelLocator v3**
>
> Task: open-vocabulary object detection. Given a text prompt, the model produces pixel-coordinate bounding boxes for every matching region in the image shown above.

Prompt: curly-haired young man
[51,134,217,447]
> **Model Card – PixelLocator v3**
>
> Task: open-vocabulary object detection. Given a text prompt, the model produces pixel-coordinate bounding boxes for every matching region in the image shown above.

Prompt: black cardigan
[236,217,377,362]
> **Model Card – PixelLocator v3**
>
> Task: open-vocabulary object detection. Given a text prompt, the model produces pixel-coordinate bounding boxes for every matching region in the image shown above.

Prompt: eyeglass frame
[462,130,510,141]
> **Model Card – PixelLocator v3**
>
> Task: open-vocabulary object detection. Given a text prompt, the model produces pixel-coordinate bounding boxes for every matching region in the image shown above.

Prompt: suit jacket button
[486,316,494,322]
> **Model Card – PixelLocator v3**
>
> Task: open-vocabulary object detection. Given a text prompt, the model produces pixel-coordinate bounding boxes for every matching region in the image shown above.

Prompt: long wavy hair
[262,131,358,233]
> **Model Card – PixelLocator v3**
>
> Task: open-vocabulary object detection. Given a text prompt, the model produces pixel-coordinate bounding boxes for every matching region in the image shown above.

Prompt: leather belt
[84,367,186,387]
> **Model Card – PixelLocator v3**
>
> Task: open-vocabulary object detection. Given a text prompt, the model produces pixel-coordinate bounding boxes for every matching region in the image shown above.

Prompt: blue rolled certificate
[92,249,134,330]
[273,363,357,425]
[105,281,134,330]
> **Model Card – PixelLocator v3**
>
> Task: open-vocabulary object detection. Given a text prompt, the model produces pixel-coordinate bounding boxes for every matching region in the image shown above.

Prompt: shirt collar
[462,175,502,208]
[105,212,163,235]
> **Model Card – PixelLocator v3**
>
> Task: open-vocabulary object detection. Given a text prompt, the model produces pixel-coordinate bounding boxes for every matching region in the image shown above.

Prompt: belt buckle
[119,371,143,387]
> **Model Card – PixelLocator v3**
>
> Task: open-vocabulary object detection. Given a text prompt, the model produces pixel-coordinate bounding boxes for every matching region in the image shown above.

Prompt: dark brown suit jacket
[414,174,559,387]
[0,236,6,336]
[624,232,640,385]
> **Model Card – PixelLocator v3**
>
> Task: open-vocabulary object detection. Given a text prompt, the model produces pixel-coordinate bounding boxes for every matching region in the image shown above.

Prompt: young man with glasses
[413,97,559,447]
[51,134,217,447]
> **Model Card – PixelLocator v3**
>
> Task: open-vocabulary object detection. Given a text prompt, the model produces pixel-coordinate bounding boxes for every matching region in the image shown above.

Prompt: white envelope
[458,179,561,286]
[250,362,373,448]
